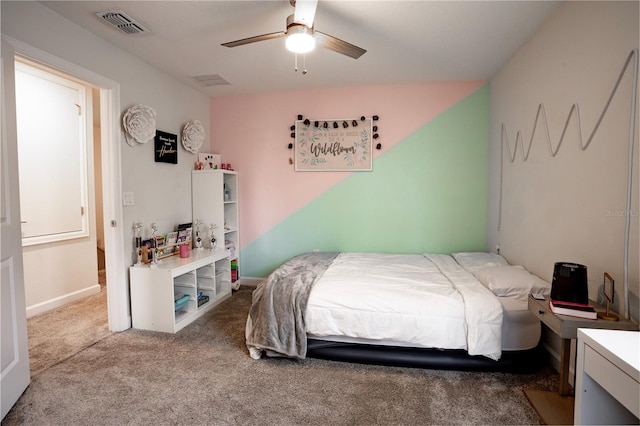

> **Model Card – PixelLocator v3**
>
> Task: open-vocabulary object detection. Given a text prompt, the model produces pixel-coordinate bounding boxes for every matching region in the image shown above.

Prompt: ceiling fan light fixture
[286,25,315,53]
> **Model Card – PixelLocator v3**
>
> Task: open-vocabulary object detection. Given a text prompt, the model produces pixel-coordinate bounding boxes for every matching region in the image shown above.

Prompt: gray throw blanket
[245,252,339,360]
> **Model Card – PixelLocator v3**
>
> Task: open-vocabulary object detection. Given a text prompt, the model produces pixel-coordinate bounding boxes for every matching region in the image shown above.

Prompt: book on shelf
[549,299,597,320]
[166,231,178,245]
[155,235,166,248]
[177,227,192,244]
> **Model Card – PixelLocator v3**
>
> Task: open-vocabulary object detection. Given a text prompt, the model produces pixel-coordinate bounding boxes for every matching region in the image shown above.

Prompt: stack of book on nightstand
[549,299,597,319]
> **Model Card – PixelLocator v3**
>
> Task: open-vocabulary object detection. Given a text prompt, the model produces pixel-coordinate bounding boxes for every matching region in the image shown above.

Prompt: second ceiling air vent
[95,10,149,35]
[191,74,231,87]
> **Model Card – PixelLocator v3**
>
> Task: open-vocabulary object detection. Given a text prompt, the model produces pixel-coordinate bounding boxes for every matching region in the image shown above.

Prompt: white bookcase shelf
[192,170,240,285]
[129,248,231,333]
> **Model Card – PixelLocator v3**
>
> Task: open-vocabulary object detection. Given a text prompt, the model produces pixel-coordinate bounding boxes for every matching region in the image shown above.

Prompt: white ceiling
[42,1,562,98]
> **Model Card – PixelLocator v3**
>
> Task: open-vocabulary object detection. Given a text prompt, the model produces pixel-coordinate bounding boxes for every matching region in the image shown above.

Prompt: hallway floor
[26,273,111,376]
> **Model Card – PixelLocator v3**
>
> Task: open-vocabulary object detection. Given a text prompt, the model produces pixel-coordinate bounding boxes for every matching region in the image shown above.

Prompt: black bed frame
[306,339,544,373]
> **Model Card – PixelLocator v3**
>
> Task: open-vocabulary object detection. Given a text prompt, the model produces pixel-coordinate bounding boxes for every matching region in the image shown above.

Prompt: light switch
[122,192,134,206]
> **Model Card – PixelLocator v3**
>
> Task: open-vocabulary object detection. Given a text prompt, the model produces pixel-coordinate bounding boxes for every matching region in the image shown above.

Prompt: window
[15,59,90,246]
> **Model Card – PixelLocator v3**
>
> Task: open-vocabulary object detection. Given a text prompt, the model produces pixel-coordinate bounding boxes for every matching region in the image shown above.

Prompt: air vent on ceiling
[95,10,149,35]
[191,74,231,87]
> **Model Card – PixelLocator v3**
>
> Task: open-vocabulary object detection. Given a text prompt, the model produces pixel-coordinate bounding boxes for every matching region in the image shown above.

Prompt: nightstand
[525,294,638,425]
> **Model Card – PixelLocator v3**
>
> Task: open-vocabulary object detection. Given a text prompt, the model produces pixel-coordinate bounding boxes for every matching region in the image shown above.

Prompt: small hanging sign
[154,130,178,164]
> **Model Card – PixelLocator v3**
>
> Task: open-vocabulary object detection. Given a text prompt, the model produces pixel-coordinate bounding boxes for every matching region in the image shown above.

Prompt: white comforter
[304,253,503,360]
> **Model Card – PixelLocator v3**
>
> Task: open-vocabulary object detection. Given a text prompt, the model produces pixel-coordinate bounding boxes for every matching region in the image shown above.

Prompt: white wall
[489,1,639,321]
[1,2,211,318]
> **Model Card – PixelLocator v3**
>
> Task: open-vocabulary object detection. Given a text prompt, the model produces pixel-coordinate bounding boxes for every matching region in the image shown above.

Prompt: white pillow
[452,252,508,273]
[473,265,551,298]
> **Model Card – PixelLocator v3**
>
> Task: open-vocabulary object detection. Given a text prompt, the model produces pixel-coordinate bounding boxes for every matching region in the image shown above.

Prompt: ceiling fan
[221,0,366,59]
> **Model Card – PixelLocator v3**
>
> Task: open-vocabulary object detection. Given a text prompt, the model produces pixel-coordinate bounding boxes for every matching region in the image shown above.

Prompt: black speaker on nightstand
[551,262,589,304]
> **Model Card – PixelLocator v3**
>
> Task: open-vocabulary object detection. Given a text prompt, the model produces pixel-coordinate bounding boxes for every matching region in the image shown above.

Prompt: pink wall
[210,81,484,248]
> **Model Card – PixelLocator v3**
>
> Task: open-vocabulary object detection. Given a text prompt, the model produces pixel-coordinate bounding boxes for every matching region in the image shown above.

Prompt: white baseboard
[541,341,561,371]
[238,277,263,287]
[26,284,101,318]
[540,336,576,387]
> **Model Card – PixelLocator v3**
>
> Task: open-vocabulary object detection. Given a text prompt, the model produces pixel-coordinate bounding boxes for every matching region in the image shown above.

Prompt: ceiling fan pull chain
[294,52,298,72]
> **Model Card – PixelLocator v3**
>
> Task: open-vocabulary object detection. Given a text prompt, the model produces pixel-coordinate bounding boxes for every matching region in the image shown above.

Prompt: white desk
[575,329,639,425]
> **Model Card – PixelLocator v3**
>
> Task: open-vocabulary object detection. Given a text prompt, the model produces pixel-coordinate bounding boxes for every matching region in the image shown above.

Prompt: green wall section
[241,85,489,278]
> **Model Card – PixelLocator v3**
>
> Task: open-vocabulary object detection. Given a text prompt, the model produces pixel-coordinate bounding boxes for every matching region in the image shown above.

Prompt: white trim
[101,85,130,331]
[239,277,264,287]
[5,36,129,332]
[26,285,101,318]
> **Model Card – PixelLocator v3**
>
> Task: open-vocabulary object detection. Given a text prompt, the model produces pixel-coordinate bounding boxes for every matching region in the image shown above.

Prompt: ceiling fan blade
[293,0,318,27]
[222,31,286,48]
[315,31,366,59]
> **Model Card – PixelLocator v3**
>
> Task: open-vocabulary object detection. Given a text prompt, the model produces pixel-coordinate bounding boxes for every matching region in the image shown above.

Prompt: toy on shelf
[150,223,159,267]
[134,221,143,266]
[194,219,203,249]
[209,223,218,250]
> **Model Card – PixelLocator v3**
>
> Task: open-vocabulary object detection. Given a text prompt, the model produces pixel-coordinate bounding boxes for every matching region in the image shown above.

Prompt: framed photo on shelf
[177,222,192,231]
[198,153,221,170]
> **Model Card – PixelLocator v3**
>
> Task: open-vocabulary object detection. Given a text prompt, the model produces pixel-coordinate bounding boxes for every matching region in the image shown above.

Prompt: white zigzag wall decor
[498,49,638,318]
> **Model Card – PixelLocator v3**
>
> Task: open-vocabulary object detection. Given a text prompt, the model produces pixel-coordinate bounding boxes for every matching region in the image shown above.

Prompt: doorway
[15,58,104,316]
[14,59,113,373]
[8,37,130,333]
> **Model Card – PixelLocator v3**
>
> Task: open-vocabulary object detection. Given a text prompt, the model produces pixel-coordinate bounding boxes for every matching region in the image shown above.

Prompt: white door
[1,38,31,419]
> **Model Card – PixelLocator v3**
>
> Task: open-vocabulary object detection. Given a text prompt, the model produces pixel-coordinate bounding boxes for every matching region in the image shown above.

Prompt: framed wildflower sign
[295,118,372,171]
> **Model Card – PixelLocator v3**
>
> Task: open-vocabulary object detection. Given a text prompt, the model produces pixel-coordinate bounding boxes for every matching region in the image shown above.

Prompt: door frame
[5,36,130,331]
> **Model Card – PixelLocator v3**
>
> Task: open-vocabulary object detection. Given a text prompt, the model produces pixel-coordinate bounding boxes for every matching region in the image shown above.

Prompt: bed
[245,251,551,372]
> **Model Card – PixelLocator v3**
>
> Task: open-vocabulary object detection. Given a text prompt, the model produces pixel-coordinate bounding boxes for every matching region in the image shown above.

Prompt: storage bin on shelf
[231,259,238,283]
[174,293,191,311]
[197,293,210,307]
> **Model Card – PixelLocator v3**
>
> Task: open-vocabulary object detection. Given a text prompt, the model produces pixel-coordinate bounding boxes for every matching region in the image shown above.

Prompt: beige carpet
[4,286,557,425]
[25,288,111,376]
